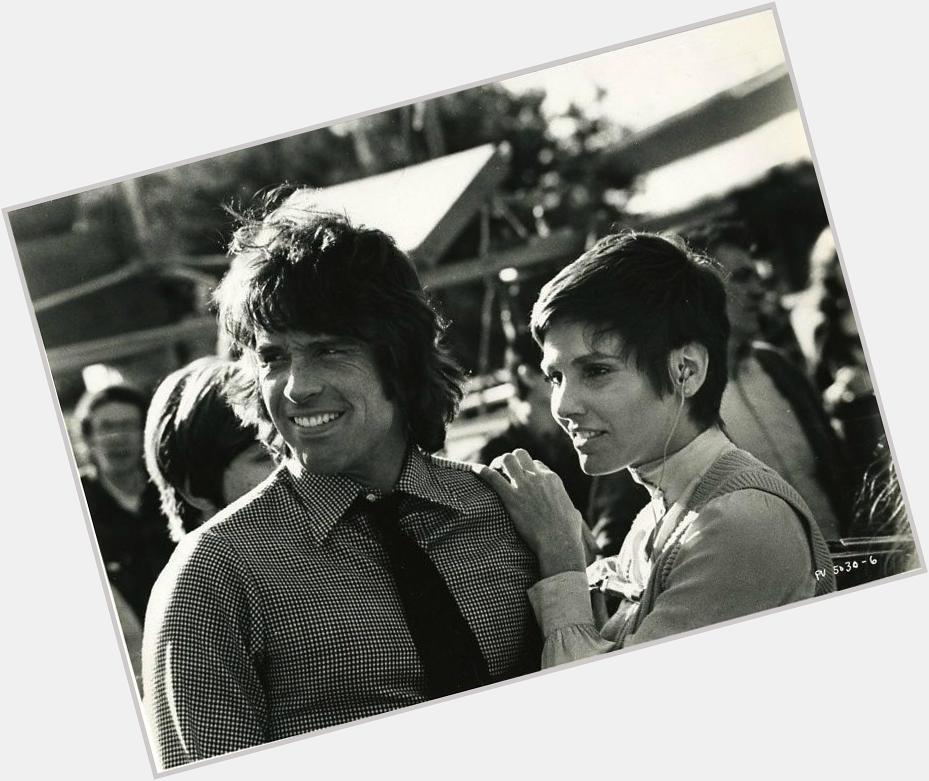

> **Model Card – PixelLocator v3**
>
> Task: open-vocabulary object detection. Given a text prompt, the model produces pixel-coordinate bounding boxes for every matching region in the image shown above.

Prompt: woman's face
[221,443,275,505]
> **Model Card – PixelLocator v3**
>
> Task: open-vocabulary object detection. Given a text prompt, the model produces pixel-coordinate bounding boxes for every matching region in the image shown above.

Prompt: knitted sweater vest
[628,448,836,637]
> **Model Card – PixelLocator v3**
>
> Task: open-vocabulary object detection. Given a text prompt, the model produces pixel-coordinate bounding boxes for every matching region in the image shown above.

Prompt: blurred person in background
[693,221,853,540]
[753,255,808,369]
[787,226,846,382]
[478,231,834,662]
[144,356,275,543]
[76,384,174,623]
[799,227,884,487]
[470,331,591,516]
[784,227,884,485]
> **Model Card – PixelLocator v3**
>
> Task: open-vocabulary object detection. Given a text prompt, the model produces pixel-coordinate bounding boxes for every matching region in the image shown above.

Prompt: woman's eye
[542,372,561,387]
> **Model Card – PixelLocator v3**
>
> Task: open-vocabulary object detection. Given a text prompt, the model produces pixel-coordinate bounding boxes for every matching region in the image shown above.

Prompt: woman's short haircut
[530,230,730,429]
[212,188,465,453]
[144,357,264,541]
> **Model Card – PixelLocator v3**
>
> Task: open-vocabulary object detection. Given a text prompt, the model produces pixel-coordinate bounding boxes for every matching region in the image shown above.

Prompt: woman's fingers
[475,464,516,496]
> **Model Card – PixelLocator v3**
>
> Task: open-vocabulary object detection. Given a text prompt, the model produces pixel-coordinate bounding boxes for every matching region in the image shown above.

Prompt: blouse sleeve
[527,571,617,667]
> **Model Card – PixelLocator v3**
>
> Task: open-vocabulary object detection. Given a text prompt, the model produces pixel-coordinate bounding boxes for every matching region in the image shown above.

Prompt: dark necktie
[364,492,491,699]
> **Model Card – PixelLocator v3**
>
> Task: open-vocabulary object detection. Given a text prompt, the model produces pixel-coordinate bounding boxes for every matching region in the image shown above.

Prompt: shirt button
[365,493,377,502]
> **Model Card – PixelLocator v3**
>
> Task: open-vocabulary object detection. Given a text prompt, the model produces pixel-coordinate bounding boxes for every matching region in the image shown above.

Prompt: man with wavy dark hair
[142,192,539,769]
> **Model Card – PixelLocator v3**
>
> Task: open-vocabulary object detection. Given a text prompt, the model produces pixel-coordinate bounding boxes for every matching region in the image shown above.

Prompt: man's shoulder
[426,451,494,487]
[173,467,292,557]
[152,474,288,600]
[422,452,509,514]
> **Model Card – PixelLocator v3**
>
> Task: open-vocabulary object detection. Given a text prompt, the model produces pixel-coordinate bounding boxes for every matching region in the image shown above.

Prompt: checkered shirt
[142,447,539,769]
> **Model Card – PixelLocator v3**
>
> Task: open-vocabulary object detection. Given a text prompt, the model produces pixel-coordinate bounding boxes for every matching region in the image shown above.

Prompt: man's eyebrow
[569,350,624,367]
[309,335,361,349]
[255,333,358,348]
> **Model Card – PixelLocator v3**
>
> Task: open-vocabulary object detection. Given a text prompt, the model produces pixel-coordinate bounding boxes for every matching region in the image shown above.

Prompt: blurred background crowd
[8,12,915,690]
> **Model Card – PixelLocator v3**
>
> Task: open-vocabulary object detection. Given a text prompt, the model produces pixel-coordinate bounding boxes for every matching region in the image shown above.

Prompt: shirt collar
[285,447,464,543]
[628,427,733,507]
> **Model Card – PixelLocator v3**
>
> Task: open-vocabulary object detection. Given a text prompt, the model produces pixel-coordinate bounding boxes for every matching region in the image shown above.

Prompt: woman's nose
[553,379,583,422]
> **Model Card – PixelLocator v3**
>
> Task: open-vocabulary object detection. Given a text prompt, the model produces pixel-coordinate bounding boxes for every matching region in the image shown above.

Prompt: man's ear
[668,342,709,398]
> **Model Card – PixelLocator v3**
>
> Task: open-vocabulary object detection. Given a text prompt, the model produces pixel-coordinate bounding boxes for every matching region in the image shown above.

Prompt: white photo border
[3,1,926,778]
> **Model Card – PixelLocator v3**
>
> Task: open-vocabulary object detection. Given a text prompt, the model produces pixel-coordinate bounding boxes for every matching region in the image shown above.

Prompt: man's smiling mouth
[291,411,345,429]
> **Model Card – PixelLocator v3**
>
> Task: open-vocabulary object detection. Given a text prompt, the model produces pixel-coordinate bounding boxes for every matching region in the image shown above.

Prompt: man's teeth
[293,412,342,428]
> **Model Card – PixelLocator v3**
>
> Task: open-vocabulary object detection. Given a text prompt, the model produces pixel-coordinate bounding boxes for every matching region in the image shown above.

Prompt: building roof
[281,143,510,266]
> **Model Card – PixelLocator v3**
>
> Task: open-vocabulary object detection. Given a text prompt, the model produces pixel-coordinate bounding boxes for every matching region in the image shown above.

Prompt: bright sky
[501,10,812,214]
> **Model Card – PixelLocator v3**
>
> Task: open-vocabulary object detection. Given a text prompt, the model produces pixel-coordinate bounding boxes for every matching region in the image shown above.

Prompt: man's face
[714,243,764,343]
[86,401,144,476]
[253,329,408,488]
[540,321,682,475]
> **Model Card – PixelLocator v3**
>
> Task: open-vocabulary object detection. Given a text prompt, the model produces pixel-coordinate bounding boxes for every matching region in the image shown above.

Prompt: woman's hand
[475,448,596,578]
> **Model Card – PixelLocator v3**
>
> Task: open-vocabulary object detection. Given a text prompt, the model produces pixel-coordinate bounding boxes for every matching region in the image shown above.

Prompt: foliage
[115,83,635,261]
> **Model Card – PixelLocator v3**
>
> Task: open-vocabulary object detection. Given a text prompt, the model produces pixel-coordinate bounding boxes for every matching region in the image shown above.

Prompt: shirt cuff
[527,570,596,638]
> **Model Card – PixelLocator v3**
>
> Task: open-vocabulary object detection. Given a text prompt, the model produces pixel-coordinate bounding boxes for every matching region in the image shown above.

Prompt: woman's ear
[668,342,709,398]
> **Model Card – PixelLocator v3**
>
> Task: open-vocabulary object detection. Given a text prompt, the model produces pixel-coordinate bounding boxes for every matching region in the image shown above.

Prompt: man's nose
[283,364,324,403]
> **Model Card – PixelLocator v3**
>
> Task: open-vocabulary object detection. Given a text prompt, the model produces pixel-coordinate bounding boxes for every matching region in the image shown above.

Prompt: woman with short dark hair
[144,356,275,542]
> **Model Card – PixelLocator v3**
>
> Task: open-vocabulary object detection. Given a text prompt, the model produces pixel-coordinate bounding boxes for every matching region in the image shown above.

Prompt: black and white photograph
[3,1,927,778]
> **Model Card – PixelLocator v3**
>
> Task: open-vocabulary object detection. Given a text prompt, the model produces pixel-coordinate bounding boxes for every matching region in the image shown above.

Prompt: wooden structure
[9,64,802,393]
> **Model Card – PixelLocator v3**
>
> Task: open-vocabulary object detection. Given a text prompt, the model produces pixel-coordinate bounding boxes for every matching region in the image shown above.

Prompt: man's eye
[583,365,611,379]
[256,351,284,366]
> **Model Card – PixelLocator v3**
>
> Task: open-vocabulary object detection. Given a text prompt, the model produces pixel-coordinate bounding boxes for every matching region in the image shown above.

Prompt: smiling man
[142,196,539,768]
[478,231,835,665]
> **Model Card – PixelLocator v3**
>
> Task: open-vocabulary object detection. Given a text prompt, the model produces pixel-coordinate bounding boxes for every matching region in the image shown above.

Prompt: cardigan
[623,448,835,642]
[528,444,836,666]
